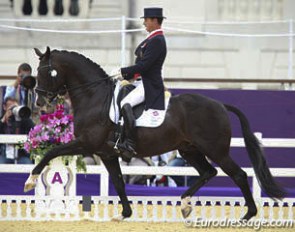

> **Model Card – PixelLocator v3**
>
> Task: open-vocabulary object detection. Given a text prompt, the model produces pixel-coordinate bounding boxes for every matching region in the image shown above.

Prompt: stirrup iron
[113,137,121,153]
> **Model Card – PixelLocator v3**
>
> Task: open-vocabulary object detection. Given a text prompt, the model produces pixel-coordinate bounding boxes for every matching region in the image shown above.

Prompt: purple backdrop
[171,89,295,138]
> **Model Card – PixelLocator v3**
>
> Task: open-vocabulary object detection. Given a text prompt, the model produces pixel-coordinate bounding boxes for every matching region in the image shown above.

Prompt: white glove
[110,68,123,80]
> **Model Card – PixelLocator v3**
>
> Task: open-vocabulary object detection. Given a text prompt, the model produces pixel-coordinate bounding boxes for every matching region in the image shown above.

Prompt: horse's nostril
[36,98,45,107]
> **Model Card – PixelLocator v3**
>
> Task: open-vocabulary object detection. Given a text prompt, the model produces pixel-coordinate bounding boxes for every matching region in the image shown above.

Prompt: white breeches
[120,80,145,108]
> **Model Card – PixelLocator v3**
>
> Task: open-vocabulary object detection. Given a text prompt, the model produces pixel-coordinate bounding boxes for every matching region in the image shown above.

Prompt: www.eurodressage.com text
[184,218,294,230]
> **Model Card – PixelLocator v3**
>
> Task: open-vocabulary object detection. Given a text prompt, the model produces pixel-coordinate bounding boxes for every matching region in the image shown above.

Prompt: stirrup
[107,137,121,153]
[113,137,121,153]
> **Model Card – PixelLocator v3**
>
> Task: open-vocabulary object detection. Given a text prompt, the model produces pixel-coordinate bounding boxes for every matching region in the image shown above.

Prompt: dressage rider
[114,7,167,160]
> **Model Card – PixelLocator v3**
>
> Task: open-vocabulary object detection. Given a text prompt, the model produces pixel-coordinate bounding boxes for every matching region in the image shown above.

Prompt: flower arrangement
[23,102,86,172]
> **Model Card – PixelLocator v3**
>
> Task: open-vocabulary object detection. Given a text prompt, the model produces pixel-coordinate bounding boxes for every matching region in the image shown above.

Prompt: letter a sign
[51,172,63,184]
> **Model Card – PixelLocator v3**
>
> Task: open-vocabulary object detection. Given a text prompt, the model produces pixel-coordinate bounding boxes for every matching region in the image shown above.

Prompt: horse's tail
[224,104,286,200]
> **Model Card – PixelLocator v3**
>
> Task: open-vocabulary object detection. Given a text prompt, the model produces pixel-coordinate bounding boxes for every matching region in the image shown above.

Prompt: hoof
[181,196,192,218]
[111,215,125,222]
[24,174,39,192]
[181,206,193,218]
[241,211,257,221]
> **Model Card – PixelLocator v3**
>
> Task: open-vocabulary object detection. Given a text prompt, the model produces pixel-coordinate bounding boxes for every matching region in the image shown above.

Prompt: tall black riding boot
[117,103,137,161]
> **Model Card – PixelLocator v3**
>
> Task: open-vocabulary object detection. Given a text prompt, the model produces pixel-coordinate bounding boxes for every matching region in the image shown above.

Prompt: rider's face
[143,18,158,33]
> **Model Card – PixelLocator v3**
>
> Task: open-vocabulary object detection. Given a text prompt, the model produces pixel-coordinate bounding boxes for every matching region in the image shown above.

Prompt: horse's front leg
[24,140,84,192]
[101,156,132,220]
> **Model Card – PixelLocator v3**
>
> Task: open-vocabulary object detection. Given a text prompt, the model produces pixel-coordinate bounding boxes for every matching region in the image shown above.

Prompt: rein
[66,76,111,93]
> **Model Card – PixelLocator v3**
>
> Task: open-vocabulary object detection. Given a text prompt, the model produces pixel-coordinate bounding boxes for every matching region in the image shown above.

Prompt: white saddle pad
[109,81,170,128]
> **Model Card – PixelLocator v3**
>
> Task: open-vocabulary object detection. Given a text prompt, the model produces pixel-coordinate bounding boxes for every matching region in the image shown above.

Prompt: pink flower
[48,118,59,126]
[40,114,49,122]
[60,134,71,143]
[24,142,31,153]
[56,104,64,111]
[55,126,61,133]
[32,140,39,149]
[61,116,69,125]
[34,124,43,131]
[41,133,49,141]
[54,110,64,119]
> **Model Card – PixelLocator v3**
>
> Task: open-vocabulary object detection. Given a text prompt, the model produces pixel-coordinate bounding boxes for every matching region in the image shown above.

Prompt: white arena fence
[0,195,294,223]
[0,133,294,222]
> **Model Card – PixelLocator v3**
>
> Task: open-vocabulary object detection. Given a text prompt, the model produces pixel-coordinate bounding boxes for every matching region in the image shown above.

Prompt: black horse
[24,47,285,221]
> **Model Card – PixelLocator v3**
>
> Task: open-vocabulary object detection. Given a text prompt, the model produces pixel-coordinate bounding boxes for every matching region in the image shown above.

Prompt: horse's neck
[56,52,112,116]
[68,78,112,116]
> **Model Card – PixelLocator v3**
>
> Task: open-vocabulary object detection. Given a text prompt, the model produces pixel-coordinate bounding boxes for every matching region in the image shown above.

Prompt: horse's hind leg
[216,155,257,220]
[101,156,132,220]
[178,148,217,218]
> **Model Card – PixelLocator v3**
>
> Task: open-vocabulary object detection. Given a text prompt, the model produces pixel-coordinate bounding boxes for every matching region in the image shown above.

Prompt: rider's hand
[110,68,123,81]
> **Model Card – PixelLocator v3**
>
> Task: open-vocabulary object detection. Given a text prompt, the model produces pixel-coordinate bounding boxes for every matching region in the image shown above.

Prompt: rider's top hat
[141,7,166,19]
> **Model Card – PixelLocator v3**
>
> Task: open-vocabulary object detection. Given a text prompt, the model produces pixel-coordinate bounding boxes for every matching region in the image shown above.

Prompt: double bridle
[35,57,65,102]
[35,57,112,103]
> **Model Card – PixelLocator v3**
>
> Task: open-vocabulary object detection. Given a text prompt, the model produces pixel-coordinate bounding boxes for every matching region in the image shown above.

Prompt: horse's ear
[45,46,51,59]
[34,48,43,58]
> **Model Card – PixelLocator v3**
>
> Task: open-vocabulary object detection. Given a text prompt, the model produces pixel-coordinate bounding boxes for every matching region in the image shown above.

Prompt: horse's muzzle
[36,95,47,107]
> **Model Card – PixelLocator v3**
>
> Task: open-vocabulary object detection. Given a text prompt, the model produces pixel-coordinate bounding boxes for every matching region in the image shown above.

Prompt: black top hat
[141,7,166,19]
